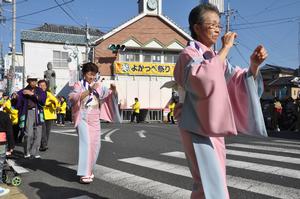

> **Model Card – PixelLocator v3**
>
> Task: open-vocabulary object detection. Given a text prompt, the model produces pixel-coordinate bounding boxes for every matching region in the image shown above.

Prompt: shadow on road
[30,182,108,199]
[15,158,78,182]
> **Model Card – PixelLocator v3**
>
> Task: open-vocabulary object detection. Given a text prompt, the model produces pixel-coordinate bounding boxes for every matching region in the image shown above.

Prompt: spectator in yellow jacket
[1,94,11,114]
[167,99,176,124]
[130,97,140,123]
[38,80,59,151]
[1,93,20,143]
[57,96,67,126]
[10,92,21,143]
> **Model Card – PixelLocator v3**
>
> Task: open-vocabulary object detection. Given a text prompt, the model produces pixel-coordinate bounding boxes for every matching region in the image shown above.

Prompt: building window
[164,53,179,63]
[82,52,87,64]
[120,50,140,62]
[143,51,161,63]
[53,51,68,68]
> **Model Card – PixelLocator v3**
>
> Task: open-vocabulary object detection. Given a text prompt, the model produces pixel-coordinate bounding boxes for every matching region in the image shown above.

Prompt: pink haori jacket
[174,40,267,137]
[69,81,121,127]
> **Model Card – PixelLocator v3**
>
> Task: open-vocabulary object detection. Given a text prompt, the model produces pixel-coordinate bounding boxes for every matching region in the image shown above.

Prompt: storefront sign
[114,62,175,76]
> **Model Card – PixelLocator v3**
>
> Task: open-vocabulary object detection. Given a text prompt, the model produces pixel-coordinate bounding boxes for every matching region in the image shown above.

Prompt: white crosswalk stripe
[55,126,300,198]
[271,139,300,145]
[227,143,300,154]
[119,156,300,199]
[226,149,300,164]
[67,164,190,199]
[117,139,300,199]
[253,141,300,149]
[162,151,300,179]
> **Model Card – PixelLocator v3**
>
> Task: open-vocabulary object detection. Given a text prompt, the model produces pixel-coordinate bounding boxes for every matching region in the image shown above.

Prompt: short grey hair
[189,3,220,39]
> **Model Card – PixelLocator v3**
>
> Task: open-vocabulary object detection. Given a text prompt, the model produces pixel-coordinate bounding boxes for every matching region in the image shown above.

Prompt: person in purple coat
[17,74,46,159]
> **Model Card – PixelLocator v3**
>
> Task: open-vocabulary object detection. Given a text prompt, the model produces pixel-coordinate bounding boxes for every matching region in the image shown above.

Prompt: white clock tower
[138,0,162,15]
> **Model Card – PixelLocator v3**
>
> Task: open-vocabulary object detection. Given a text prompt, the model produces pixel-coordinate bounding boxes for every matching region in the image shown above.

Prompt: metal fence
[121,109,163,122]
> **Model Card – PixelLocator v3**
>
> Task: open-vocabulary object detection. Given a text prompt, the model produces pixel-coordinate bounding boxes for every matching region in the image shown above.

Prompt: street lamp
[63,41,81,82]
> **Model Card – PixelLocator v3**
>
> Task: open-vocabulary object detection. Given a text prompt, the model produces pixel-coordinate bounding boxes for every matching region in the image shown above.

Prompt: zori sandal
[80,176,93,184]
[90,173,94,179]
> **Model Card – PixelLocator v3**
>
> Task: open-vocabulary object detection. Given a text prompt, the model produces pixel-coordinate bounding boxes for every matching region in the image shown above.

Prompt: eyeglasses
[203,23,223,30]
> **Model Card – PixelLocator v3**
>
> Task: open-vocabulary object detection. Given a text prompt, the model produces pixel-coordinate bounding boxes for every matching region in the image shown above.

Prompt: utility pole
[85,23,91,63]
[224,3,235,33]
[11,0,16,94]
[6,0,15,95]
[298,21,300,76]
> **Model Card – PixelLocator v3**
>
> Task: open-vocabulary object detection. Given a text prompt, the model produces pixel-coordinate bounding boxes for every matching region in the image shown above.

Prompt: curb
[1,184,27,199]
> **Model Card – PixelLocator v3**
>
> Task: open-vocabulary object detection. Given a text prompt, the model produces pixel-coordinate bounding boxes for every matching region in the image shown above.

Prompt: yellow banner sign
[114,62,175,76]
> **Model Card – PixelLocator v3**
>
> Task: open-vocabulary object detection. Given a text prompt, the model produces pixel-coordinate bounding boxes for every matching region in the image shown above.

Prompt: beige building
[261,64,299,100]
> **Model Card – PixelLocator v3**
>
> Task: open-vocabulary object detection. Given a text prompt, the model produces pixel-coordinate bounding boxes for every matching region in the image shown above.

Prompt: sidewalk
[268,130,300,140]
[1,184,27,199]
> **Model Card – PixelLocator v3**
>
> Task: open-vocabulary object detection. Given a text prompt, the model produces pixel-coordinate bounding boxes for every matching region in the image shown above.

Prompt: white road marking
[120,157,300,199]
[272,139,300,145]
[52,129,77,133]
[67,164,190,199]
[162,151,300,179]
[51,131,78,136]
[227,176,300,199]
[226,149,300,164]
[226,159,300,179]
[161,151,185,159]
[102,129,119,143]
[136,130,147,138]
[227,143,300,155]
[163,150,300,164]
[253,141,300,149]
[52,128,118,143]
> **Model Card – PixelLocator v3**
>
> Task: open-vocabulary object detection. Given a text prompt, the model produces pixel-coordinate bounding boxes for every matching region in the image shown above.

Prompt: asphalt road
[9,122,300,199]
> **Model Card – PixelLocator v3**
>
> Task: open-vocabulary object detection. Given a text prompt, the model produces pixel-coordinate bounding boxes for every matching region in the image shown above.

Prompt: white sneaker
[34,155,41,159]
[0,187,10,196]
[24,154,31,158]
[276,128,281,132]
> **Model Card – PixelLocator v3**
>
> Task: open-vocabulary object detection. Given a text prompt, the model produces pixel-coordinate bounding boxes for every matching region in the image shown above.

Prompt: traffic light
[108,44,126,53]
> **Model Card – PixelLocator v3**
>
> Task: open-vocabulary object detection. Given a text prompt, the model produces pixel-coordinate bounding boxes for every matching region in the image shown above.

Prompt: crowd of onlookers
[261,97,300,132]
[0,87,68,150]
[0,75,68,196]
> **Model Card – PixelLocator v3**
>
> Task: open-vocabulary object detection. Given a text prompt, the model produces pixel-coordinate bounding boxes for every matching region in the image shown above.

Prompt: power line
[54,0,83,27]
[233,45,249,66]
[232,20,298,30]
[233,11,298,67]
[246,0,300,18]
[5,0,74,21]
[233,16,300,27]
[61,0,85,25]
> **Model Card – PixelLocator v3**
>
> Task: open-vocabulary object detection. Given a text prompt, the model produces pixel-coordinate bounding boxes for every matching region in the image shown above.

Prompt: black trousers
[41,120,53,148]
[131,112,140,123]
[167,113,175,124]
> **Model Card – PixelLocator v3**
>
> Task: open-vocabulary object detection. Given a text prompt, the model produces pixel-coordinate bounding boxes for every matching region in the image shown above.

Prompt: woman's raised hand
[221,31,237,49]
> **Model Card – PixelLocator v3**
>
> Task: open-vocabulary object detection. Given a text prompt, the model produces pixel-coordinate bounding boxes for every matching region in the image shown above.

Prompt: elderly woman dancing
[174,3,268,199]
[69,62,121,184]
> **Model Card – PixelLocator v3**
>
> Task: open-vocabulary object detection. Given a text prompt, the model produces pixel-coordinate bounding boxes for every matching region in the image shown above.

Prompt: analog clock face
[147,0,157,10]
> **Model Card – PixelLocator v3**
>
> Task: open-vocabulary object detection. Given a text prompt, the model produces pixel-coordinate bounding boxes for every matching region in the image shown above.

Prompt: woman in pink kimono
[69,62,121,184]
[174,3,268,199]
